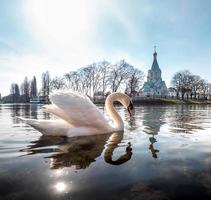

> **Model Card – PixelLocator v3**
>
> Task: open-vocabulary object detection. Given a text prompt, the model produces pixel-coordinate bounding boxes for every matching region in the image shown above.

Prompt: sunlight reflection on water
[54,182,67,193]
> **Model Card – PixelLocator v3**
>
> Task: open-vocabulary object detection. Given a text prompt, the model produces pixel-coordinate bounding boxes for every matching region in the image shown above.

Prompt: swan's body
[20,92,133,137]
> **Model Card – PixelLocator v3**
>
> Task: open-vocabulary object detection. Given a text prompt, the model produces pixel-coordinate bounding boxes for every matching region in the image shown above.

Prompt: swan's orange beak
[127,101,134,116]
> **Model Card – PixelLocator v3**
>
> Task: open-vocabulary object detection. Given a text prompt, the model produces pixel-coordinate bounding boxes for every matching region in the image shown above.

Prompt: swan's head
[107,92,134,116]
[117,93,134,116]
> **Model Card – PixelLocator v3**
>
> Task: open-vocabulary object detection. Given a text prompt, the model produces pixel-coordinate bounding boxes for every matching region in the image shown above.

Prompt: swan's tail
[18,117,50,134]
[18,117,37,126]
[18,117,39,126]
[18,117,72,136]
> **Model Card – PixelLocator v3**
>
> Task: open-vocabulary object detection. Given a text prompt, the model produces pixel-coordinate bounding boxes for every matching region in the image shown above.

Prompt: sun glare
[55,182,67,193]
[25,0,94,46]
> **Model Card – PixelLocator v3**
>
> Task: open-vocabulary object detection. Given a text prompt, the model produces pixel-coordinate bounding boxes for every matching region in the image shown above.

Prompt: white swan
[20,92,134,137]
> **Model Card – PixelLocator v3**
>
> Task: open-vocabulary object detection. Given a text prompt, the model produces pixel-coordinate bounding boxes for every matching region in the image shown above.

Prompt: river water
[1,104,211,200]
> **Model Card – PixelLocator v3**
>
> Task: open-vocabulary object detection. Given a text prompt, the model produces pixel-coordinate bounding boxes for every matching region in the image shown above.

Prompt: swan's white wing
[43,104,71,123]
[45,91,110,131]
[19,118,72,136]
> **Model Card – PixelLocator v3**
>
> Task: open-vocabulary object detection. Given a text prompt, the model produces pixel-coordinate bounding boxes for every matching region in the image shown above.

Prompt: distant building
[93,91,105,103]
[142,48,168,97]
[30,96,49,104]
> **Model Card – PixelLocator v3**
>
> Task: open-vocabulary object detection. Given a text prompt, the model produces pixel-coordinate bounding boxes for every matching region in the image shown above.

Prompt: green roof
[151,52,160,70]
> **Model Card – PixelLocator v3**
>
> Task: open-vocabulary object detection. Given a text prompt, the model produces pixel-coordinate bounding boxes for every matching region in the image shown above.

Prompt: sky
[0,0,211,96]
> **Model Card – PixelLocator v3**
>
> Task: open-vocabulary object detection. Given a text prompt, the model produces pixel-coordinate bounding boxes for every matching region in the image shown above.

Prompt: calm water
[1,104,211,200]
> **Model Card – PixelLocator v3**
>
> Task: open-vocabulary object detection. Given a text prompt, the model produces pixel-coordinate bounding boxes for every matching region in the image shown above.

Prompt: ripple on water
[1,104,211,199]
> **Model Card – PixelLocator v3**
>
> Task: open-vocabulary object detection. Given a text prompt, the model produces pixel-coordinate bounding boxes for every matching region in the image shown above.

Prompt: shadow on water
[20,132,132,169]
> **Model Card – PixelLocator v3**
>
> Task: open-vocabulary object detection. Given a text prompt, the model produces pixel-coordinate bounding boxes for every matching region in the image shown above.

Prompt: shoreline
[1,99,211,105]
[94,98,211,105]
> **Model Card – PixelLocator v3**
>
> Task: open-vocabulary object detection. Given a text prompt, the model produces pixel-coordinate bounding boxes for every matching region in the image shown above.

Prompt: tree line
[1,60,144,103]
[62,60,144,98]
[1,71,50,103]
[170,70,211,100]
[1,60,211,103]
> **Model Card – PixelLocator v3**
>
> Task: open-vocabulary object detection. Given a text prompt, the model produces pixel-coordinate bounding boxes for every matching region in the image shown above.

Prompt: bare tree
[171,70,192,99]
[78,66,97,96]
[168,87,176,98]
[41,71,50,97]
[64,71,81,91]
[125,67,144,97]
[88,63,103,97]
[50,76,66,91]
[171,72,182,99]
[190,75,202,99]
[20,83,24,95]
[183,72,193,99]
[109,60,133,92]
[171,70,211,100]
[22,77,30,102]
[199,79,208,100]
[64,72,74,89]
[63,60,144,97]
[83,63,98,97]
[207,83,211,100]
[10,83,20,102]
[30,76,37,98]
[64,61,111,97]
[97,60,111,95]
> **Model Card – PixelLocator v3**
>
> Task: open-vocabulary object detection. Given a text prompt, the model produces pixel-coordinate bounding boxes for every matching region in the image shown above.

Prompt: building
[93,91,105,103]
[142,48,168,97]
[30,96,49,104]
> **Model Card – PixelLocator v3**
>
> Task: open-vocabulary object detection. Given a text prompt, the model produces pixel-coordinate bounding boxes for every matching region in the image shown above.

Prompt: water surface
[1,104,211,200]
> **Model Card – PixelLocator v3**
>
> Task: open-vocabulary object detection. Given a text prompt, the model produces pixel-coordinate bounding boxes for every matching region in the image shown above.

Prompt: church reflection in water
[142,106,166,159]
[21,131,132,169]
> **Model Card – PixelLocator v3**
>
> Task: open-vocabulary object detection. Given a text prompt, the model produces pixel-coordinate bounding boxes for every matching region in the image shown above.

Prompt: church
[142,48,168,97]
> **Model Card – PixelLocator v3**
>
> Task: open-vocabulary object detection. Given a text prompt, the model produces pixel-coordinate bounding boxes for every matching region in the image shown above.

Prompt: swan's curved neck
[105,93,124,131]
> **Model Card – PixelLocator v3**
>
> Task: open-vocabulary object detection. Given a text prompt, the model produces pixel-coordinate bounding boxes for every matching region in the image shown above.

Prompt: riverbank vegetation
[0,60,211,104]
[0,60,144,103]
[170,70,211,100]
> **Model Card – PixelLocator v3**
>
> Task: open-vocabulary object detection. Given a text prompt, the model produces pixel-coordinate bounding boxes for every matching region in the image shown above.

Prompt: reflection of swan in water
[104,133,132,165]
[19,92,133,137]
[21,132,132,169]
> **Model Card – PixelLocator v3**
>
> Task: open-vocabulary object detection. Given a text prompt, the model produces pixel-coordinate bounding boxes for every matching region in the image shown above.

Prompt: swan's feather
[19,117,72,136]
[45,91,110,131]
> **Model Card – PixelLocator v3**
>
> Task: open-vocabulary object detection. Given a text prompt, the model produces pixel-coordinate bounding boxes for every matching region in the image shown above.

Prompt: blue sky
[0,0,211,96]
